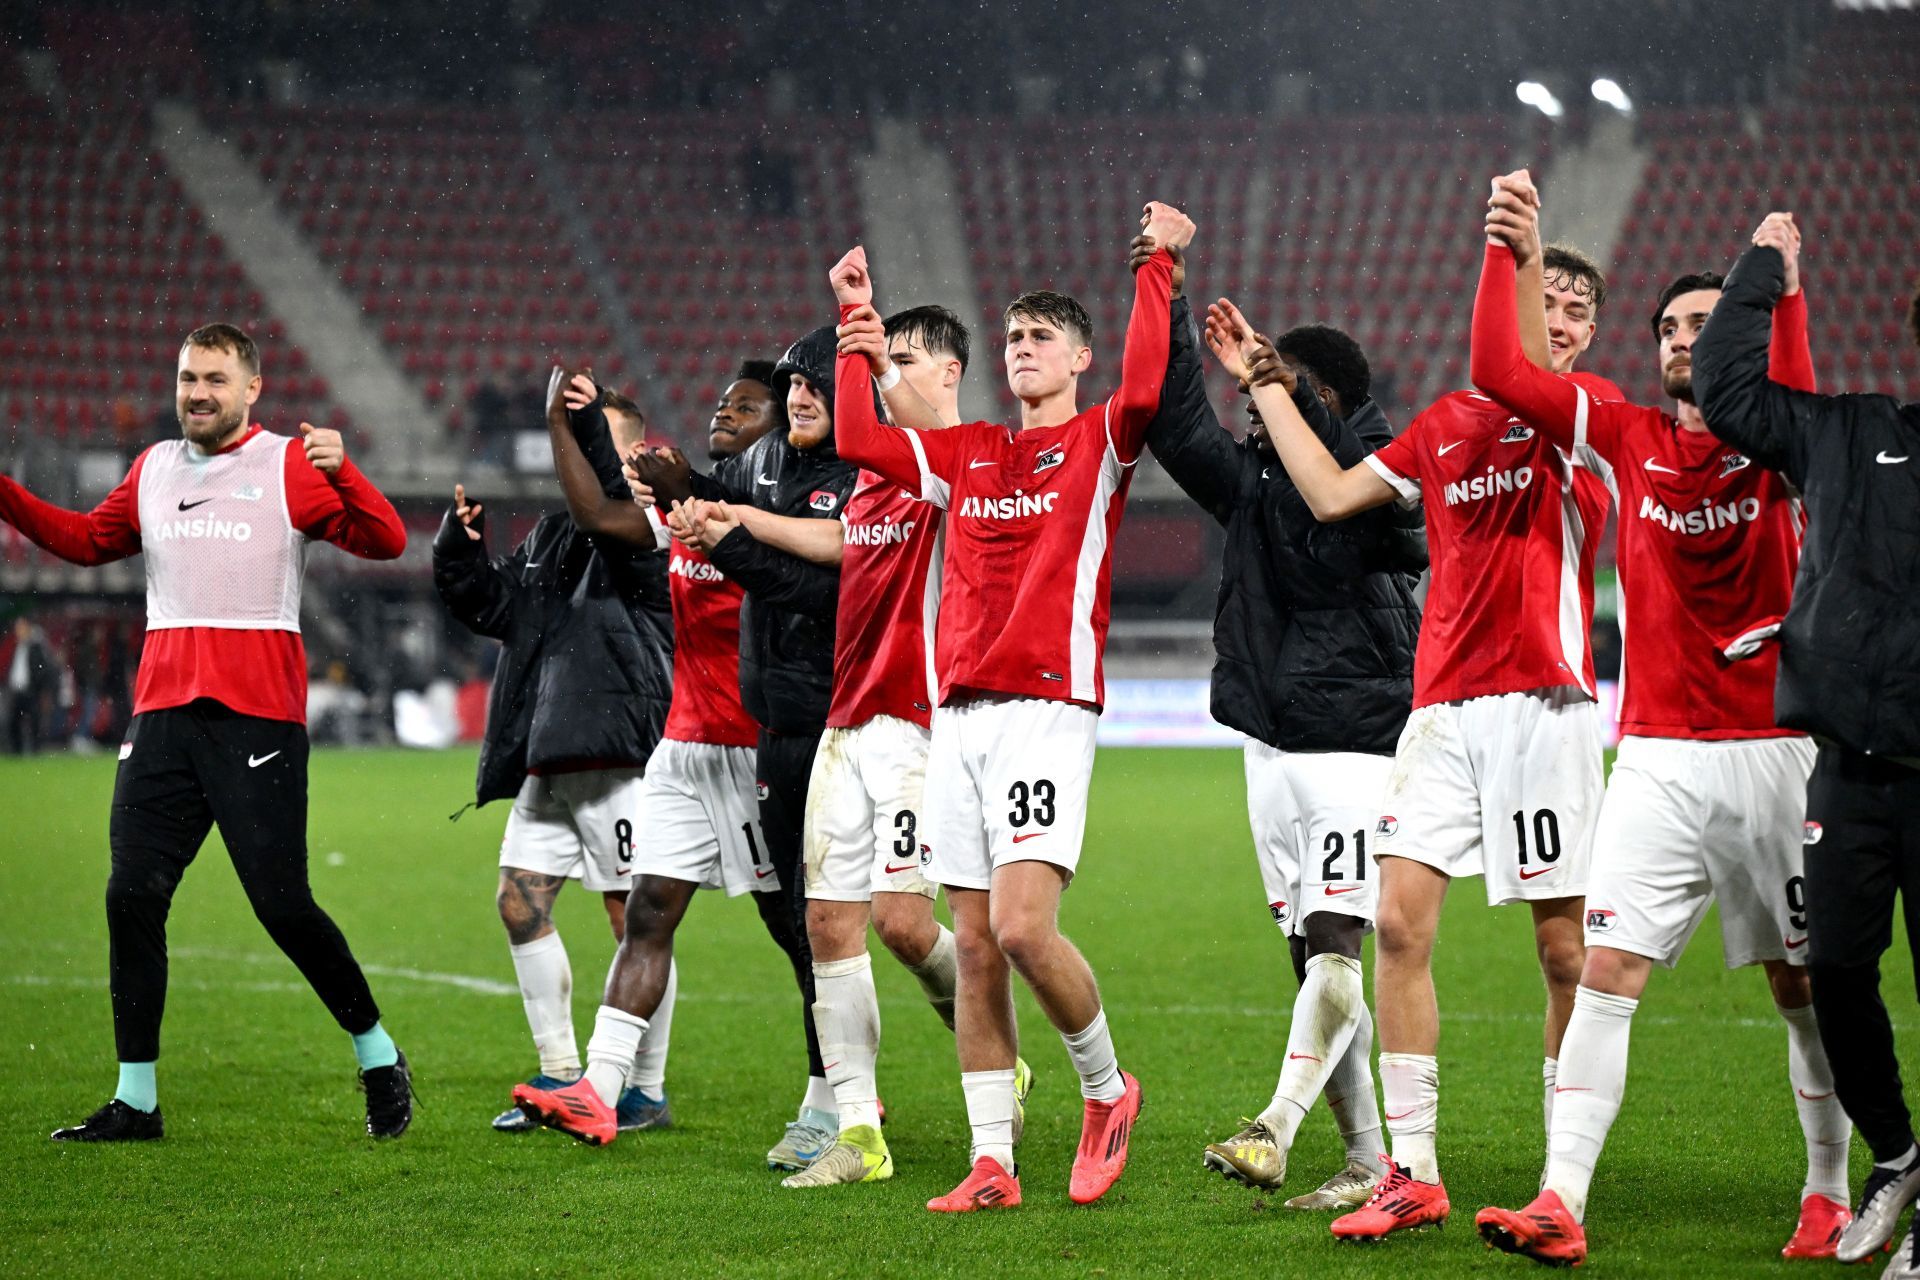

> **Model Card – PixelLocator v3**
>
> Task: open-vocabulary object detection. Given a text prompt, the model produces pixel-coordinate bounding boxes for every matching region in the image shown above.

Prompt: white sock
[801,1074,836,1126]
[1258,953,1367,1147]
[583,1005,647,1107]
[1379,1052,1440,1183]
[509,932,580,1080]
[1325,996,1384,1165]
[628,959,676,1099]
[814,953,882,1132]
[1061,1008,1125,1103]
[1780,1001,1850,1203]
[907,924,959,1031]
[1542,1057,1558,1146]
[1544,985,1638,1221]
[962,1068,1018,1170]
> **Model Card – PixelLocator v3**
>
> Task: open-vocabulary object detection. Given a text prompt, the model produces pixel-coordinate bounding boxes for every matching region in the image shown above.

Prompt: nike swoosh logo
[1010,832,1047,843]
[1287,1053,1321,1062]
[883,862,919,874]
[178,497,214,510]
[1437,441,1464,456]
[247,751,281,768]
[756,474,778,485]
[1797,1089,1833,1101]
[1643,457,1682,475]
[1878,451,1909,464]
[1325,885,1362,895]
[1517,866,1554,880]
[1384,1109,1416,1121]
[523,562,541,570]
[615,868,630,876]
[969,459,996,469]
[1554,1086,1593,1094]
[1785,936,1808,949]
[755,868,775,878]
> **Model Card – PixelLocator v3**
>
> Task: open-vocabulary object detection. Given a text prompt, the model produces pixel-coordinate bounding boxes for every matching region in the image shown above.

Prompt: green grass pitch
[0,747,1901,1277]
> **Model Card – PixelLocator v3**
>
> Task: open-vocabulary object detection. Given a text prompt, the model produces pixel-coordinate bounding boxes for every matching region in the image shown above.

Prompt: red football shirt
[1366,380,1618,710]
[0,424,405,724]
[832,250,1174,710]
[660,536,760,748]
[827,470,942,730]
[1470,242,1815,739]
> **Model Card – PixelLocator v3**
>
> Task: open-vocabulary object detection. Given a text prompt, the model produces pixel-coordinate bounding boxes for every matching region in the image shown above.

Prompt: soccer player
[1466,188,1848,1266]
[433,382,677,1134]
[517,343,855,1166]
[679,306,1035,1188]
[823,198,1194,1211]
[1208,182,1616,1241]
[1692,227,1920,1272]
[0,324,413,1141]
[1138,239,1424,1209]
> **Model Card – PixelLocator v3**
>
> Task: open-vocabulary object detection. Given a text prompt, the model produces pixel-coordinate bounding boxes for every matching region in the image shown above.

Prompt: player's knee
[871,896,932,961]
[1768,963,1813,1009]
[1539,932,1587,993]
[1372,901,1432,964]
[248,888,324,939]
[1303,911,1366,961]
[988,911,1057,974]
[104,864,171,923]
[1578,945,1645,996]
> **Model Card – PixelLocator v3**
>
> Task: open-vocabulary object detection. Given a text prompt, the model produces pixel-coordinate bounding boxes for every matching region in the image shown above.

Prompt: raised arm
[0,459,144,566]
[1105,202,1191,458]
[1767,234,1816,393]
[545,367,658,547]
[1144,276,1255,526]
[288,424,407,559]
[431,488,528,641]
[835,303,947,435]
[1214,300,1398,521]
[1694,217,1821,481]
[1470,243,1585,451]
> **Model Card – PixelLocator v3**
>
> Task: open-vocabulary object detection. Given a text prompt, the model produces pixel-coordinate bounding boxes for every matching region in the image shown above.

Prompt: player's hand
[1138,201,1197,255]
[1202,298,1285,388]
[620,448,657,508]
[562,371,599,413]
[629,444,693,504]
[829,246,874,307]
[1128,234,1184,296]
[836,303,892,377]
[453,483,484,541]
[1243,337,1295,392]
[1485,169,1543,267]
[300,422,345,475]
[1752,211,1802,296]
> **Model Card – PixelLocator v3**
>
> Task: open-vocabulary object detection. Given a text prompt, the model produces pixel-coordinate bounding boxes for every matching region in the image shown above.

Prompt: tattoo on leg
[499,867,567,945]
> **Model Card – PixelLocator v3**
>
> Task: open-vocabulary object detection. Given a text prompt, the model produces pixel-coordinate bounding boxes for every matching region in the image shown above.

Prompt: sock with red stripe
[813,953,882,1131]
[1379,1051,1440,1182]
[1258,953,1365,1146]
[1061,1008,1125,1103]
[1780,1000,1850,1202]
[1544,985,1638,1221]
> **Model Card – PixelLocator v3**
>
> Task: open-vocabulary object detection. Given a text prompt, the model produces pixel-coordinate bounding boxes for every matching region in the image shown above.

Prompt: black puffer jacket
[1695,243,1920,756]
[688,325,858,735]
[434,413,675,804]
[1146,297,1425,753]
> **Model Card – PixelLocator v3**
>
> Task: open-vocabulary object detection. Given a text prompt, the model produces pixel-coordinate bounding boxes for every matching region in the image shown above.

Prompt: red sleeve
[833,302,967,503]
[1105,248,1174,460]
[1368,410,1424,482]
[1767,289,1816,394]
[0,453,145,565]
[1469,242,1595,454]
[284,445,407,560]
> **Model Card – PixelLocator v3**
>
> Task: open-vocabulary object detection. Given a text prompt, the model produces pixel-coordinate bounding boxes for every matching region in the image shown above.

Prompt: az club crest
[1269,900,1292,928]
[1033,445,1065,474]
[809,490,839,513]
[1720,453,1752,478]
[1500,422,1535,443]
[1586,908,1617,932]
[1375,815,1399,837]
[1804,821,1823,846]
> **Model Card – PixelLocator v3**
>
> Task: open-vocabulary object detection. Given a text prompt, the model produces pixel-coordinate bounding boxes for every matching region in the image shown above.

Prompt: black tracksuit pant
[107,699,380,1062]
[753,726,824,1079]
[1805,743,1920,1162]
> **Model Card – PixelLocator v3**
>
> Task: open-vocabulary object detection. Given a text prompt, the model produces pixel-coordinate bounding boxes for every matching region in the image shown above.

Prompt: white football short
[630,738,775,895]
[1372,686,1603,905]
[1583,734,1816,967]
[499,767,648,892]
[803,715,938,902]
[924,695,1097,891]
[1245,743,1393,934]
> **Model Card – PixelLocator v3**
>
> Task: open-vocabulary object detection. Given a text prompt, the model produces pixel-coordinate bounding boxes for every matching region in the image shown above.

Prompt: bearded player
[0,324,412,1141]
[825,199,1193,1211]
[1211,180,1617,1240]
[1468,187,1848,1265]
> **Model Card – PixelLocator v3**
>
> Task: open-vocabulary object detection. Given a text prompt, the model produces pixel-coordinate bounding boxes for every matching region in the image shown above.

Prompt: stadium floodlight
[1515,80,1564,119]
[1591,78,1633,113]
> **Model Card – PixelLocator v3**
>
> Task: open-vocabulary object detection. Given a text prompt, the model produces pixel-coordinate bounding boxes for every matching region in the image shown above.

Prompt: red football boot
[512,1078,617,1147]
[1331,1155,1451,1241]
[1069,1071,1144,1205]
[1475,1189,1587,1267]
[927,1156,1022,1212]
[1781,1193,1852,1260]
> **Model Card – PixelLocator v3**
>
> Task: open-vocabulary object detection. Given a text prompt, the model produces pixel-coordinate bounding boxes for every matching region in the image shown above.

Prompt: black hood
[773,325,839,418]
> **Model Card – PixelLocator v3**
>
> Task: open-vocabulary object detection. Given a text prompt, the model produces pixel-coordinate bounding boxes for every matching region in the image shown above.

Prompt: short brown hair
[1004,290,1093,348]
[601,387,645,426]
[181,323,260,375]
[1543,243,1608,313]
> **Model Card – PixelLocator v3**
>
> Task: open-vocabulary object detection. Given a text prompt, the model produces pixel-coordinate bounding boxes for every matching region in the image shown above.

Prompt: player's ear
[1071,346,1093,376]
[245,374,262,407]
